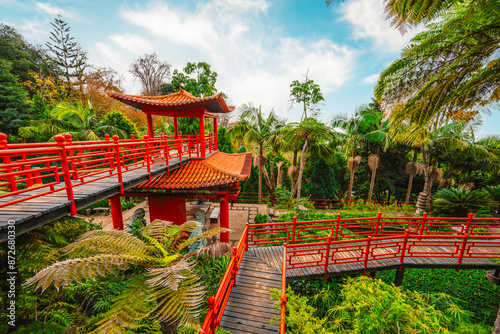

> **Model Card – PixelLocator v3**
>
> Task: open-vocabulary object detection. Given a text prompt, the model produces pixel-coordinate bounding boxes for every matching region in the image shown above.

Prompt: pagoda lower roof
[136,152,252,190]
[110,88,234,114]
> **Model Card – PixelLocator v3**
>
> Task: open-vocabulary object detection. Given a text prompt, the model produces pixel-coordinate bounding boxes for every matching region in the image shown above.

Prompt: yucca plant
[26,220,231,334]
[433,188,497,217]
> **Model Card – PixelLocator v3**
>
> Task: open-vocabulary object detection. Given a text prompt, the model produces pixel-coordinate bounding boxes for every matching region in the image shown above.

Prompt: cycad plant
[433,188,497,217]
[485,185,500,213]
[26,220,230,334]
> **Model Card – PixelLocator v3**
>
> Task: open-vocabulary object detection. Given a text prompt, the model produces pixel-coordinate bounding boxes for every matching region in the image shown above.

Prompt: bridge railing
[247,212,500,246]
[200,225,248,334]
[272,214,500,334]
[0,133,202,214]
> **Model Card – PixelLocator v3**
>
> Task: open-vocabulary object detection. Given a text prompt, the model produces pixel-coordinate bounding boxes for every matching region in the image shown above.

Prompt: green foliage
[237,145,246,153]
[102,111,138,137]
[121,200,135,211]
[242,165,259,194]
[254,213,268,225]
[289,75,324,119]
[433,188,497,217]
[270,287,331,334]
[217,126,234,153]
[307,157,338,199]
[0,58,30,138]
[378,268,500,324]
[46,15,87,84]
[171,62,222,98]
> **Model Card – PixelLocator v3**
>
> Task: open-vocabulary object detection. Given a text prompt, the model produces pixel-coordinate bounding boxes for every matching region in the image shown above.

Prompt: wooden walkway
[220,248,281,334]
[220,241,500,332]
[0,155,213,241]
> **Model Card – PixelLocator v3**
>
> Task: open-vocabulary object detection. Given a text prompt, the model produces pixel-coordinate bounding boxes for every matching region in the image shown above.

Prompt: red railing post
[65,133,78,180]
[280,243,287,334]
[113,135,124,193]
[465,212,473,235]
[400,229,410,264]
[105,134,115,173]
[232,246,238,287]
[419,212,428,235]
[292,216,297,244]
[374,211,382,237]
[208,296,216,332]
[55,135,76,215]
[0,133,17,192]
[334,214,341,241]
[363,236,372,274]
[324,234,332,281]
[458,232,469,265]
[143,135,151,176]
[245,224,249,251]
[187,134,192,158]
[177,136,182,160]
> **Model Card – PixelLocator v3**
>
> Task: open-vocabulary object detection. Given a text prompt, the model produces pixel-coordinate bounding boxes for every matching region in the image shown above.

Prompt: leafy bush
[484,185,500,212]
[377,268,500,324]
[433,188,497,217]
[254,213,268,224]
[121,200,135,211]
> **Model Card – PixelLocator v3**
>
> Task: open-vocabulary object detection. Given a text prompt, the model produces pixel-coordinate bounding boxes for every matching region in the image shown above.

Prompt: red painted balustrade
[202,213,500,334]
[200,226,248,334]
[0,133,202,214]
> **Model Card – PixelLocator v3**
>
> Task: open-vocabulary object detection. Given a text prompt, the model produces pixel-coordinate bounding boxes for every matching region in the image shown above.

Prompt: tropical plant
[19,100,127,141]
[102,110,138,137]
[331,106,380,201]
[26,220,231,333]
[230,103,282,205]
[485,185,500,212]
[282,118,337,204]
[289,73,324,120]
[376,0,500,131]
[433,188,497,217]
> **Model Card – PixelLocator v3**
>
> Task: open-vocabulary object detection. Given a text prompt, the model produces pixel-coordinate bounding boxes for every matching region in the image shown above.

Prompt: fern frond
[26,254,157,292]
[142,219,174,244]
[176,228,231,253]
[145,259,194,291]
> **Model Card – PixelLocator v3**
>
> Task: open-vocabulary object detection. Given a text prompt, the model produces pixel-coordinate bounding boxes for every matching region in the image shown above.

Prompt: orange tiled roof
[110,88,235,113]
[137,152,252,190]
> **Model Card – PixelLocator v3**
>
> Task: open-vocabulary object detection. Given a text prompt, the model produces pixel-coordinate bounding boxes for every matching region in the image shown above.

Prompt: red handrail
[0,133,215,212]
[199,225,248,334]
[280,243,287,334]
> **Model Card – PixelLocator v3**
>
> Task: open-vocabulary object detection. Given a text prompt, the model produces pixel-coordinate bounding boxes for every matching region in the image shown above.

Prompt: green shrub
[121,201,135,211]
[433,188,497,217]
[254,213,268,224]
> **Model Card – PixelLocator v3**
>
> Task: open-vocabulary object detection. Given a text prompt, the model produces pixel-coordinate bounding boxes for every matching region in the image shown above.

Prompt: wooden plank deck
[0,155,216,241]
[249,242,500,281]
[220,249,281,334]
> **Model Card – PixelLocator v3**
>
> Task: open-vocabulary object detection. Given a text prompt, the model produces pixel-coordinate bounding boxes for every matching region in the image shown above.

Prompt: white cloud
[339,0,424,53]
[91,0,358,122]
[35,2,75,20]
[362,73,379,84]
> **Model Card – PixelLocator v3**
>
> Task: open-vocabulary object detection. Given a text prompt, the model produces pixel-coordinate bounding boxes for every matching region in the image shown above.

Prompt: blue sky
[1,0,498,138]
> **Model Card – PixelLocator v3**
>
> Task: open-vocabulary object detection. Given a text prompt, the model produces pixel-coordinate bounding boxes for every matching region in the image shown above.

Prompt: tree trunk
[405,150,418,204]
[493,304,500,334]
[367,146,380,202]
[261,159,277,206]
[290,151,298,197]
[276,161,284,188]
[347,168,355,202]
[420,143,433,214]
[296,139,309,206]
[258,144,263,204]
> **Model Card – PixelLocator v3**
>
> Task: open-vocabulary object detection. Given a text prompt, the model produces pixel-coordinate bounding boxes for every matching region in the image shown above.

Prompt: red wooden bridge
[200,213,500,334]
[0,132,216,241]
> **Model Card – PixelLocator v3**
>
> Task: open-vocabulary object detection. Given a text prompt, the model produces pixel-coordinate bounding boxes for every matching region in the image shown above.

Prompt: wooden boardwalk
[220,241,500,332]
[220,248,281,334]
[0,155,210,241]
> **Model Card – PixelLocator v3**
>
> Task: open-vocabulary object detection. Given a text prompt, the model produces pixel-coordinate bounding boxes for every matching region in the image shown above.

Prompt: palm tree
[282,118,337,206]
[26,220,230,334]
[376,0,500,132]
[19,100,126,141]
[332,106,380,202]
[230,103,282,204]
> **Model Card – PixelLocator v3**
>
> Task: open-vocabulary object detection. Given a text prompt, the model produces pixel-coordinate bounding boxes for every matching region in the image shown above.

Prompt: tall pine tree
[46,15,87,85]
[308,158,338,199]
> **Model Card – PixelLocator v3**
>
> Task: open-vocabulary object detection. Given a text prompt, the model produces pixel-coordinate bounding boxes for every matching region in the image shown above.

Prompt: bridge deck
[220,242,500,333]
[0,156,192,240]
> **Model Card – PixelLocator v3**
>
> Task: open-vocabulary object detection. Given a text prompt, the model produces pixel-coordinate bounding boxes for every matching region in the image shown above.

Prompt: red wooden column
[214,117,218,151]
[220,192,229,243]
[146,114,154,138]
[199,115,206,158]
[109,194,123,230]
[174,116,179,138]
[149,196,186,225]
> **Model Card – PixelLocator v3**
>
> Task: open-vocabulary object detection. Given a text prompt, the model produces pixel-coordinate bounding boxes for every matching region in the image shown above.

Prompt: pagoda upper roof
[110,88,235,114]
[136,152,252,190]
